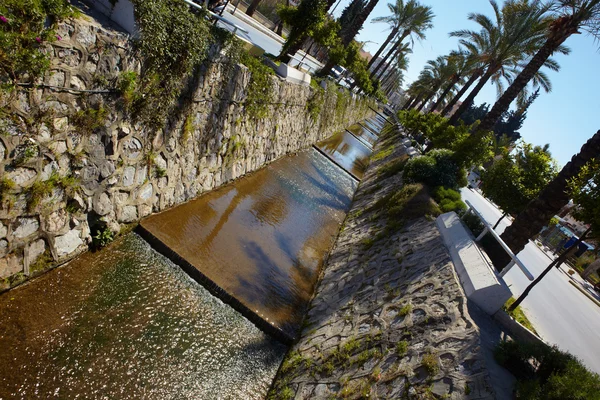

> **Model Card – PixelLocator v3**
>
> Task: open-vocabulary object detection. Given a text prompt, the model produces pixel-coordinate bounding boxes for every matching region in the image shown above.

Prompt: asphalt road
[461,188,600,374]
[217,9,323,73]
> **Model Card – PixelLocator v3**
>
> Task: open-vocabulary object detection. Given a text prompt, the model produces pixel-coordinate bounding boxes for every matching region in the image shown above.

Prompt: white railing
[463,200,534,281]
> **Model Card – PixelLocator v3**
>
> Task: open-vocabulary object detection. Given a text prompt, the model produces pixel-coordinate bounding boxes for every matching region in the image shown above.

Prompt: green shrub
[404,149,467,189]
[241,53,275,120]
[92,226,114,249]
[462,212,485,237]
[0,0,77,89]
[117,71,138,108]
[495,340,600,400]
[433,186,467,213]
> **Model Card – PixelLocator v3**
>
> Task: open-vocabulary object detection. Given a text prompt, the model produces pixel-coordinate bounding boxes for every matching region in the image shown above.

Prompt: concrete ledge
[436,212,512,315]
[493,310,544,346]
[276,64,311,86]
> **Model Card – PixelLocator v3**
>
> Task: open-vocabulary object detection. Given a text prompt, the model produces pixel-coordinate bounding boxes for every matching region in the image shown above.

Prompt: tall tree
[367,0,425,68]
[440,68,483,116]
[481,142,558,228]
[428,49,477,112]
[477,0,600,133]
[369,0,434,79]
[277,0,328,63]
[414,56,455,111]
[447,0,565,125]
[245,0,263,17]
[339,0,380,45]
[509,157,600,311]
[501,130,600,254]
[338,0,367,39]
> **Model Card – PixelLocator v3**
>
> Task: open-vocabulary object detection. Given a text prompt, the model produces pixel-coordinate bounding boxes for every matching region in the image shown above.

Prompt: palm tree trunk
[373,41,404,81]
[319,59,336,77]
[416,91,434,112]
[245,0,262,16]
[367,26,399,68]
[477,36,570,133]
[500,130,600,254]
[509,227,590,311]
[441,70,481,116]
[340,0,380,45]
[402,95,416,110]
[429,76,459,113]
[448,67,494,125]
[278,34,307,63]
[370,30,408,79]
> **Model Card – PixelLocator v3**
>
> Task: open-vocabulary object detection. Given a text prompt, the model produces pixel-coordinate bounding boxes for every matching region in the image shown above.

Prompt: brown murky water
[0,234,286,399]
[141,149,357,340]
[0,119,384,399]
[315,130,373,179]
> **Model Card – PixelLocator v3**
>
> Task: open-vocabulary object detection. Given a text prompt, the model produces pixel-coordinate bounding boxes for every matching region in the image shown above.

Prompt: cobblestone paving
[269,125,495,399]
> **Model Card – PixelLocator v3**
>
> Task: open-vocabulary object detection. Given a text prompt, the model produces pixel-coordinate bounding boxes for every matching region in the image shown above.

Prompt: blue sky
[334,0,599,166]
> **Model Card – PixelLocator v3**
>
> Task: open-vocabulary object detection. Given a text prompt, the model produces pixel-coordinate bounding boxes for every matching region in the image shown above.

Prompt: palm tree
[477,0,600,133]
[277,0,328,63]
[402,70,434,110]
[367,0,424,68]
[340,0,381,45]
[245,0,263,17]
[447,0,565,125]
[413,56,455,111]
[428,49,477,112]
[440,67,484,116]
[501,130,600,254]
[369,1,434,80]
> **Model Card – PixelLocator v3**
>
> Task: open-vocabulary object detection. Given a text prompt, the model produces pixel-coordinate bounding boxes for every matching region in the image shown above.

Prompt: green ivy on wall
[0,0,78,91]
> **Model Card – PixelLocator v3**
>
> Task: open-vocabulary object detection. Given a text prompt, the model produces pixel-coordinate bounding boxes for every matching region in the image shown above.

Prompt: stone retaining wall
[0,12,374,290]
[269,125,494,399]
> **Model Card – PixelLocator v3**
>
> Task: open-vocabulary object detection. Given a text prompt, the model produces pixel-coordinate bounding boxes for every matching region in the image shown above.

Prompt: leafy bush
[494,340,600,400]
[0,0,77,89]
[241,53,275,120]
[433,186,467,213]
[92,226,114,249]
[404,149,467,189]
[397,110,494,168]
[462,212,485,237]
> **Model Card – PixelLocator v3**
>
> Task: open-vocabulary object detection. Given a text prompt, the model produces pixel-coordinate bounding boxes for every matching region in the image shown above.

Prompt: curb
[568,280,600,308]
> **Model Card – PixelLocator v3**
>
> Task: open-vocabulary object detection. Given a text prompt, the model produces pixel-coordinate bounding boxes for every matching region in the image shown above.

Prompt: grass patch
[371,146,393,162]
[377,157,408,181]
[503,297,538,335]
[421,353,439,376]
[71,106,108,135]
[368,183,441,234]
[399,304,412,317]
[26,172,79,212]
[396,340,409,356]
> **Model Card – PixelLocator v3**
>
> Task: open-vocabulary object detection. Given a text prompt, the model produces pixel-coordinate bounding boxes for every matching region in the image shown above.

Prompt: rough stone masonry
[0,9,374,290]
[269,125,495,399]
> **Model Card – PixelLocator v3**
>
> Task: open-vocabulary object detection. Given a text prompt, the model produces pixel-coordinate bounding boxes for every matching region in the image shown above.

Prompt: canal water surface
[0,116,387,399]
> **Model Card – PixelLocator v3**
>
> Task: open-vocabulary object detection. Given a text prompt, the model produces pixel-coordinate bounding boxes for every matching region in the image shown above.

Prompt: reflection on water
[360,120,383,136]
[141,149,357,339]
[0,234,285,399]
[316,130,372,179]
[346,124,379,147]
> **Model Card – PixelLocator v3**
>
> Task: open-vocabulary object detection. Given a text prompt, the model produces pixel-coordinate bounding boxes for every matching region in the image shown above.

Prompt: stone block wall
[0,13,374,290]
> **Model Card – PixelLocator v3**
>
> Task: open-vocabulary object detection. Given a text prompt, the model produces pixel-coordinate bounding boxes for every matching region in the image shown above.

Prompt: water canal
[0,115,389,399]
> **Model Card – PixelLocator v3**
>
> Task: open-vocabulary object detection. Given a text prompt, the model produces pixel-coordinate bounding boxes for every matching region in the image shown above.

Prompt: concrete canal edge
[268,123,496,399]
